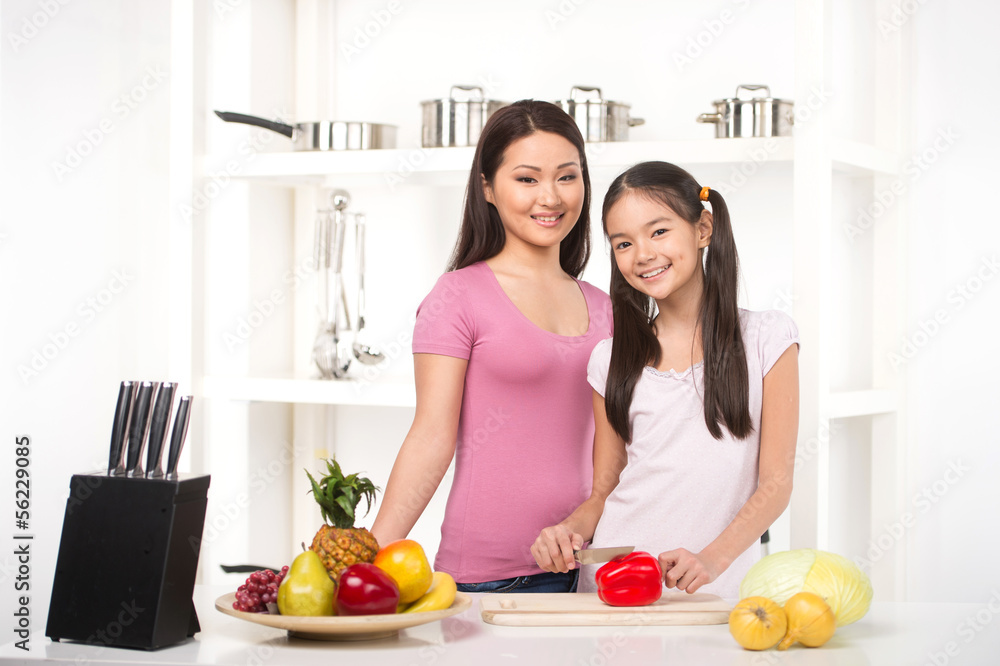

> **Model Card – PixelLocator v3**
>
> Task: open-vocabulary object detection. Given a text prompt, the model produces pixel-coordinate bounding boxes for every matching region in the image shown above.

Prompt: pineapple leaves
[305,458,381,529]
[335,495,356,521]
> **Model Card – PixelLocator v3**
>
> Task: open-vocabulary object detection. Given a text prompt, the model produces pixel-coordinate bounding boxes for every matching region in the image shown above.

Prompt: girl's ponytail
[700,189,751,439]
[605,267,659,443]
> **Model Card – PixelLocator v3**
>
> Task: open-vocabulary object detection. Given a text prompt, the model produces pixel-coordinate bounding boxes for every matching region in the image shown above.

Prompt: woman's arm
[660,344,799,593]
[531,390,629,573]
[370,353,468,546]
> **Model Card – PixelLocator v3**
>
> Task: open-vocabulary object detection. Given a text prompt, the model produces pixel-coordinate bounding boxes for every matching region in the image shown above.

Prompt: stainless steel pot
[553,86,644,142]
[421,85,509,148]
[696,85,794,138]
[214,111,396,151]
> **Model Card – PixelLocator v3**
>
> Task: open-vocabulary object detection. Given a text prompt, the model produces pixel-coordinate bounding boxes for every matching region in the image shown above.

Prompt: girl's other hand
[658,548,719,594]
[531,525,583,573]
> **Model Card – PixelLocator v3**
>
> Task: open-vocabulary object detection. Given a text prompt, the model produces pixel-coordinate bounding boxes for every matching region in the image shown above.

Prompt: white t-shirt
[578,309,799,600]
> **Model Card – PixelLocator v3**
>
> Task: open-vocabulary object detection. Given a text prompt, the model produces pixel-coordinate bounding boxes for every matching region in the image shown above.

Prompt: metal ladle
[312,191,351,379]
[351,214,384,365]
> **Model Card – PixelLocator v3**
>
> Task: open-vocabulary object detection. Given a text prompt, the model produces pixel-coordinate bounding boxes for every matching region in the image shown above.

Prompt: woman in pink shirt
[370,101,613,593]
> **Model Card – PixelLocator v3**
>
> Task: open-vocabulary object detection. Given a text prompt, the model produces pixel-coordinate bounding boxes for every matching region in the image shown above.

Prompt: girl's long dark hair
[447,100,592,277]
[602,161,751,442]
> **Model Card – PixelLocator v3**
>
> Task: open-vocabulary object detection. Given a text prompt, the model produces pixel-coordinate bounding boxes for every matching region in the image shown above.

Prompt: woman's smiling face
[483,130,584,253]
[605,191,712,303]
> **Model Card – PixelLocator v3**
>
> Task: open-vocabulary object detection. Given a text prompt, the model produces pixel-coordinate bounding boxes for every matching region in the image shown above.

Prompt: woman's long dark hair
[602,161,751,442]
[447,100,592,277]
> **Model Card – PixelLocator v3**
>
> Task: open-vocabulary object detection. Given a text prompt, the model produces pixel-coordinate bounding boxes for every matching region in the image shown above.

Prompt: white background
[1,0,998,637]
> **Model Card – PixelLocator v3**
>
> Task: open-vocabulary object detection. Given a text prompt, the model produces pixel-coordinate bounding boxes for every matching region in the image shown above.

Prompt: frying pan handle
[213,110,295,138]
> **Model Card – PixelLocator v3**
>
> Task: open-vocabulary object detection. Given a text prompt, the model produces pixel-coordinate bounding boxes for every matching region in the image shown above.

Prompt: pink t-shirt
[412,261,613,583]
[578,309,799,599]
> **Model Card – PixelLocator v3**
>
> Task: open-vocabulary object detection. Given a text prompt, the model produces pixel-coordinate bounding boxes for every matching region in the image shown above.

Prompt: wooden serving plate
[215,591,472,640]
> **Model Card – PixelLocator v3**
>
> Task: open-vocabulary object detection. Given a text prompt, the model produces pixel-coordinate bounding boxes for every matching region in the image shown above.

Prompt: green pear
[277,550,337,616]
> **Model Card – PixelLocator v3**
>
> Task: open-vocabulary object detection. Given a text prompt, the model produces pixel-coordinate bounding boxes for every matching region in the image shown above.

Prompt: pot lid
[711,84,792,104]
[420,84,507,105]
[552,85,631,107]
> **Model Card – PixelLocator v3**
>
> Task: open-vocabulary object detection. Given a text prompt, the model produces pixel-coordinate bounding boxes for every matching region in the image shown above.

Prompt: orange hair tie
[699,186,711,202]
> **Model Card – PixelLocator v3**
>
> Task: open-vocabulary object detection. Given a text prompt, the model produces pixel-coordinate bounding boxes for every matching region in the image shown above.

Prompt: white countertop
[4,585,1000,665]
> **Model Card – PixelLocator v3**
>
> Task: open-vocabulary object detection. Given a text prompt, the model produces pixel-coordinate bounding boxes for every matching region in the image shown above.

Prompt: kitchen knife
[107,380,135,475]
[144,382,176,478]
[124,381,158,477]
[165,395,192,478]
[573,546,635,565]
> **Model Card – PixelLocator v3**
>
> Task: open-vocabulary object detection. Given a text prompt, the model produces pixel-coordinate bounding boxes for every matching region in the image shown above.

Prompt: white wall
[1,0,173,634]
[905,1,1000,603]
[2,0,998,636]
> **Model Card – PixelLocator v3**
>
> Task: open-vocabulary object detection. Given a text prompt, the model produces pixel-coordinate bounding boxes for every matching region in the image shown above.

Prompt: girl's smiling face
[483,131,584,252]
[606,192,713,304]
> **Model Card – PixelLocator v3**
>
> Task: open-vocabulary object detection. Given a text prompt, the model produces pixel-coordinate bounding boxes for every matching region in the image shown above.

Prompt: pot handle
[214,110,295,139]
[735,84,771,100]
[628,117,645,127]
[697,113,723,124]
[450,85,485,101]
[570,85,604,101]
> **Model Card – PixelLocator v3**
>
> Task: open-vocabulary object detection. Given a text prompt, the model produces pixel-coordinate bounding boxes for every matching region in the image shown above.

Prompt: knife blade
[108,380,135,475]
[573,546,635,565]
[165,395,192,478]
[124,381,158,477]
[145,382,177,478]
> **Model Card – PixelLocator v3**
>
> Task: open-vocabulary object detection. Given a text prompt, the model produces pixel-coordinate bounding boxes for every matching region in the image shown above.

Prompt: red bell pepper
[595,551,663,607]
[335,563,400,616]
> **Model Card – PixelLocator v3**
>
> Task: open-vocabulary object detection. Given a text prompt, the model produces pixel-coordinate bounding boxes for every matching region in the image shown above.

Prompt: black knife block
[46,473,211,650]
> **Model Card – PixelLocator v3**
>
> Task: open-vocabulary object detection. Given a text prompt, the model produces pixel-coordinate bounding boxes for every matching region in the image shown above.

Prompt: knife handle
[145,382,177,478]
[108,381,135,475]
[125,381,158,476]
[165,396,192,478]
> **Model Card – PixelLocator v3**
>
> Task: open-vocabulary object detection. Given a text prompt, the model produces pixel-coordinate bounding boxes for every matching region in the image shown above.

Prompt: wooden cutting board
[480,591,731,626]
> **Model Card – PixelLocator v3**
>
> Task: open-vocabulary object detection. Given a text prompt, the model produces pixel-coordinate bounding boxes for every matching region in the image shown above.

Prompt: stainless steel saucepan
[552,86,645,142]
[421,85,509,148]
[696,84,794,138]
[214,111,397,151]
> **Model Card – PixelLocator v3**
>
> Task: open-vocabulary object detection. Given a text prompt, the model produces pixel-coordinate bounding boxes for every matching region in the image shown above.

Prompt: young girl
[531,161,799,599]
[370,101,613,593]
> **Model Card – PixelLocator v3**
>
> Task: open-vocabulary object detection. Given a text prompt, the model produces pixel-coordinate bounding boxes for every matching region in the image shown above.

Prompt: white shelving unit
[196,136,898,188]
[183,0,908,597]
[202,375,416,407]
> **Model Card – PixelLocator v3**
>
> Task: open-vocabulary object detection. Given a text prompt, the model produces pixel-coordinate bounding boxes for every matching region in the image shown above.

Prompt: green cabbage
[739,549,873,626]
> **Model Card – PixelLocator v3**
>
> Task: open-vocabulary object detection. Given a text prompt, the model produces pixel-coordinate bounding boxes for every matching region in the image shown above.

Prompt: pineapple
[306,458,381,583]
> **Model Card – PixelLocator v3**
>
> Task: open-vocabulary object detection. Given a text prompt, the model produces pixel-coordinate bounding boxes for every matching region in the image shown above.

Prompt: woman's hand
[658,548,721,594]
[531,524,584,573]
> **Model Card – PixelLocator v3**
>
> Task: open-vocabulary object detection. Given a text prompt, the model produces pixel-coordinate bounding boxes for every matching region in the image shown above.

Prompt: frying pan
[214,111,397,151]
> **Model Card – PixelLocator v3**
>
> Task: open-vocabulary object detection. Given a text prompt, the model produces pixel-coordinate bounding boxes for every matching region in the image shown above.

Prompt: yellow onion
[728,596,787,651]
[739,549,872,626]
[778,592,837,650]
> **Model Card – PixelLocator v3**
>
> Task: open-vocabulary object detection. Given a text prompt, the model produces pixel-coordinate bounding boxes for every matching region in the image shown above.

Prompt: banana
[401,571,456,613]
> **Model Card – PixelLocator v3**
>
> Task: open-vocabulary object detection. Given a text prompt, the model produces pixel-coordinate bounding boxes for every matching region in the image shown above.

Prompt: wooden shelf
[201,375,416,407]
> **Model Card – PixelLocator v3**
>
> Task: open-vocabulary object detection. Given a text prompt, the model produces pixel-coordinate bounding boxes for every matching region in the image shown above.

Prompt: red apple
[335,563,400,616]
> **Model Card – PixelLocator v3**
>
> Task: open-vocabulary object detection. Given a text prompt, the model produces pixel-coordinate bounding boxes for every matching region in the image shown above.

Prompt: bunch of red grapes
[232,566,290,613]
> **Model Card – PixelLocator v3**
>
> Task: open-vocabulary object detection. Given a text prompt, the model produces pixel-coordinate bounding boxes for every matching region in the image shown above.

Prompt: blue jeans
[455,569,579,594]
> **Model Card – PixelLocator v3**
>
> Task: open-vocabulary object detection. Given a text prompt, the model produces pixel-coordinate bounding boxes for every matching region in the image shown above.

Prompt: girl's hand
[531,525,584,573]
[658,548,720,594]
